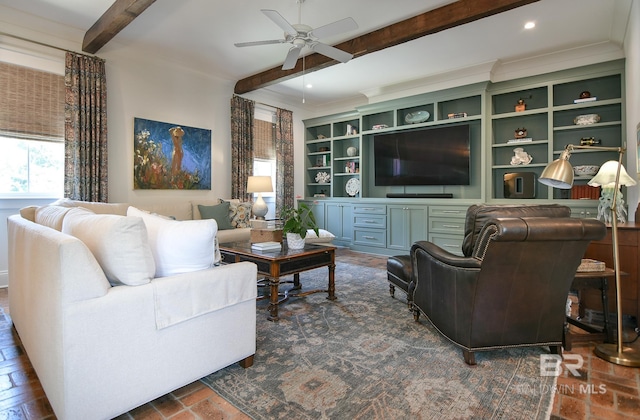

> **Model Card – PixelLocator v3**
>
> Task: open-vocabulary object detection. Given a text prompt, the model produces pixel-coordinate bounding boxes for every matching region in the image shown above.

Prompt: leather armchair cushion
[461,204,571,257]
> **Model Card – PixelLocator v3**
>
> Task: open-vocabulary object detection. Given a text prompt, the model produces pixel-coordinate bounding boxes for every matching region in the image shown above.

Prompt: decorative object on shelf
[372,124,388,130]
[515,99,526,112]
[346,146,357,157]
[577,258,606,273]
[247,175,273,220]
[281,203,319,250]
[318,146,329,152]
[345,177,360,197]
[344,161,358,173]
[580,137,601,146]
[447,112,467,119]
[514,127,527,138]
[315,171,330,183]
[345,124,358,135]
[539,143,640,367]
[317,134,326,139]
[574,113,600,125]
[573,165,600,177]
[580,90,592,99]
[404,110,430,124]
[510,147,533,165]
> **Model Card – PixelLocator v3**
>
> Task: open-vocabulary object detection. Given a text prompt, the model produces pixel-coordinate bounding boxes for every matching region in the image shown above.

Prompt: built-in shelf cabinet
[301,60,625,256]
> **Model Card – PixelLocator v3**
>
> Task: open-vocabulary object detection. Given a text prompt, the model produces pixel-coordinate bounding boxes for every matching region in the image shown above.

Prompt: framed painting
[133,117,211,190]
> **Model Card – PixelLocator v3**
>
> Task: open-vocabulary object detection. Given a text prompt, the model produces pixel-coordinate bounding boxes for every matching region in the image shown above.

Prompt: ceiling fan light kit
[234,0,358,71]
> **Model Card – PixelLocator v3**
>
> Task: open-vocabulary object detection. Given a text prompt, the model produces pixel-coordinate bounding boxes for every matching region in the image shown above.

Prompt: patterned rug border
[202,262,557,419]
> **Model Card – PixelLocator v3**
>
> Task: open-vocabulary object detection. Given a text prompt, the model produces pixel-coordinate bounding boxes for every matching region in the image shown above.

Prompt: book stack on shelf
[251,241,282,252]
[570,185,600,199]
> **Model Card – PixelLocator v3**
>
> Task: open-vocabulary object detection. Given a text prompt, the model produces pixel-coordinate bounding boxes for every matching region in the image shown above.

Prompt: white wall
[624,0,640,220]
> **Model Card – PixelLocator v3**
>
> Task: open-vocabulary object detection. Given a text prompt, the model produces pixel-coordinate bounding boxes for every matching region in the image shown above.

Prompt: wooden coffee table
[219,242,336,321]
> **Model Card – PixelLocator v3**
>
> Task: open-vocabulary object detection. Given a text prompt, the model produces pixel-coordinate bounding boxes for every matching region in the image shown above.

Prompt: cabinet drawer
[354,229,387,247]
[429,217,465,234]
[428,233,464,256]
[353,204,386,215]
[354,214,386,229]
[571,206,598,219]
[429,206,467,218]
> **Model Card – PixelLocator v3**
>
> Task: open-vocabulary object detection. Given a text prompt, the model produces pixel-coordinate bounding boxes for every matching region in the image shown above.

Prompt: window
[0,135,64,194]
[0,61,65,197]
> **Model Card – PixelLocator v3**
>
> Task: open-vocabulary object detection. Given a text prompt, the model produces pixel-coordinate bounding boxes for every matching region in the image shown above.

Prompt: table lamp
[247,175,273,220]
[539,144,640,367]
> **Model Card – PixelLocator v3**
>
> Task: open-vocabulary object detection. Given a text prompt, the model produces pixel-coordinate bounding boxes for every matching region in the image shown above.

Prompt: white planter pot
[286,232,306,249]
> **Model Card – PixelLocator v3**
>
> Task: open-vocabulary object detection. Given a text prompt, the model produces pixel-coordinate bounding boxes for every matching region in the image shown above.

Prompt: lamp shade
[246,176,273,193]
[538,150,574,189]
[587,160,637,188]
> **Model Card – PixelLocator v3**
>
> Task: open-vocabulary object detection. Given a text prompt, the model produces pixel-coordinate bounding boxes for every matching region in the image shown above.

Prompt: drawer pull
[360,207,378,211]
[443,244,458,248]
[442,210,462,214]
[363,236,376,240]
[365,220,376,223]
[443,224,461,228]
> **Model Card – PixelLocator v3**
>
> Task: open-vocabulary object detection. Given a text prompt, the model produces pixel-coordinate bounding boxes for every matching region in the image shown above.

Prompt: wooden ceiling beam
[82,0,157,54]
[234,0,539,94]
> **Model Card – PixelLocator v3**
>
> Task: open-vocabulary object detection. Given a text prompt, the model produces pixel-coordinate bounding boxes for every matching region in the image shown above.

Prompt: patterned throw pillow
[228,201,252,228]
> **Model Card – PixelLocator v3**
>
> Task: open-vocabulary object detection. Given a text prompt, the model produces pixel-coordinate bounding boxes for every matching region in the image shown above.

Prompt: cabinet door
[387,205,427,251]
[299,200,326,230]
[325,202,353,243]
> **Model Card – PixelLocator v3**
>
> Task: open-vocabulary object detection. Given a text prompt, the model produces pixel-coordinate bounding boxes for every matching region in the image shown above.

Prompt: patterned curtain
[231,95,254,199]
[275,107,294,212]
[64,52,108,202]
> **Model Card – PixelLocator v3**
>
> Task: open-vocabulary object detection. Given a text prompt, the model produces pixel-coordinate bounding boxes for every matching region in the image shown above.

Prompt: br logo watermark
[538,354,607,395]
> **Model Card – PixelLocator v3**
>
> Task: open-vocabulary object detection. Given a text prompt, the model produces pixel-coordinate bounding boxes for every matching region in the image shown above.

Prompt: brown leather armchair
[411,212,606,365]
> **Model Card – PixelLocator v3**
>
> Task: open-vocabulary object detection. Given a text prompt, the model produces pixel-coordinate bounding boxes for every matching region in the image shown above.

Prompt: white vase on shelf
[286,233,305,249]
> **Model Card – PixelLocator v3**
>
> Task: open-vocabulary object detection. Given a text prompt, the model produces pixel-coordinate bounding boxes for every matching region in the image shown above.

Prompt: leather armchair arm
[411,241,481,269]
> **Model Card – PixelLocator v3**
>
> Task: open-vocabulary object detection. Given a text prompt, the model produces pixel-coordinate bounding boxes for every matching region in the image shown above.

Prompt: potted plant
[281,203,319,249]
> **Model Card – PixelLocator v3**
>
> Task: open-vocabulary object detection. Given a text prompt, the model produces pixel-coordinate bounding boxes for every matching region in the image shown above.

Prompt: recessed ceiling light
[524,21,535,29]
[306,84,313,88]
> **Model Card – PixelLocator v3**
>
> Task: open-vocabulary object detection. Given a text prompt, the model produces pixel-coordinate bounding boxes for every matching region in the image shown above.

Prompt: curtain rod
[0,31,97,58]
[234,94,282,112]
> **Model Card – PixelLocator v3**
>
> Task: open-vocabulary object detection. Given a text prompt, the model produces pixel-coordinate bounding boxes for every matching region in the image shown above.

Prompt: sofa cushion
[62,207,155,286]
[228,201,252,228]
[305,229,335,244]
[35,205,72,231]
[128,206,219,276]
[198,202,233,230]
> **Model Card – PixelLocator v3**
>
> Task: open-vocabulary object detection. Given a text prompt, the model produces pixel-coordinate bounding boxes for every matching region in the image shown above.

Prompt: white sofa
[7,201,258,419]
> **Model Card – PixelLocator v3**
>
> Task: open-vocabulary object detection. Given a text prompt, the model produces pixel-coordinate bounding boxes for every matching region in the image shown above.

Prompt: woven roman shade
[253,118,275,160]
[0,61,64,140]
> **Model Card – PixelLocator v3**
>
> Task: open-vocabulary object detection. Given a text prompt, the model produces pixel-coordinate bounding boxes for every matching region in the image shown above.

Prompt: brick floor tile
[152,393,185,417]
[179,386,215,407]
[617,394,640,416]
[559,395,587,419]
[190,398,226,420]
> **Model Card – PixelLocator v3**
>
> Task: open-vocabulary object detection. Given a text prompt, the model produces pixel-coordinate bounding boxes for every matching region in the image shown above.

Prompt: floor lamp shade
[247,176,273,220]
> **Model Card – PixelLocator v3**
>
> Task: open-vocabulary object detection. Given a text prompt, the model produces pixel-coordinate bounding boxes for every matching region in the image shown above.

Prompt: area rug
[202,262,556,419]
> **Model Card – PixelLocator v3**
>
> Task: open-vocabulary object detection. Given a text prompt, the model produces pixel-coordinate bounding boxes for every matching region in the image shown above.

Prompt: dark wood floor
[1,248,639,419]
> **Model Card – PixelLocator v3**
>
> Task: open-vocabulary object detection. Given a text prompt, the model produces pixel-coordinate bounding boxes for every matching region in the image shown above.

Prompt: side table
[564,268,625,350]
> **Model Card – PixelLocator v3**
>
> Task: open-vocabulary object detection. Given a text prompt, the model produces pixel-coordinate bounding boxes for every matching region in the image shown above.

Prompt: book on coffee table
[251,241,282,251]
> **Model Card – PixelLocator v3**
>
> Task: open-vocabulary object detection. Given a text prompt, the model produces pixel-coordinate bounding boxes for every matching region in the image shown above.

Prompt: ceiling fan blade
[310,42,353,63]
[282,46,302,70]
[310,17,358,39]
[261,9,298,37]
[234,39,285,47]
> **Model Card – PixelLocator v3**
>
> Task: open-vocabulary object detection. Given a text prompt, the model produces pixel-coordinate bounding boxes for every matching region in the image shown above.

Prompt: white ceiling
[0,0,632,107]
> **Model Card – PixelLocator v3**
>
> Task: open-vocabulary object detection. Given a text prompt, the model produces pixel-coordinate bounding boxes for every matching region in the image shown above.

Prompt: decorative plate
[405,110,430,124]
[315,171,330,183]
[345,178,360,196]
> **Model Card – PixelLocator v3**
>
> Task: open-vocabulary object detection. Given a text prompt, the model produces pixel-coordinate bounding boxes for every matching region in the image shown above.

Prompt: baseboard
[0,271,7,288]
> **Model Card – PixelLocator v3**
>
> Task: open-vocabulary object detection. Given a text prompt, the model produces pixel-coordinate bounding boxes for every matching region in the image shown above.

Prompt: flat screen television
[374,124,470,186]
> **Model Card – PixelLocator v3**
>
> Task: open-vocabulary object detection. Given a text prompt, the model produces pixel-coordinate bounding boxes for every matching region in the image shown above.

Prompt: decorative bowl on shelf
[372,124,388,130]
[346,146,358,157]
[405,110,430,124]
[574,114,600,125]
[573,165,600,177]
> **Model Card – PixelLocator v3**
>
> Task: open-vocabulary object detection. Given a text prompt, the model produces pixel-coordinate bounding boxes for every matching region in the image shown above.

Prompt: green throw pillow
[199,202,233,230]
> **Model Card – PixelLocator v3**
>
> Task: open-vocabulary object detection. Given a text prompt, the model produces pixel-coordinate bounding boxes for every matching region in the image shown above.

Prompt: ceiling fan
[234,0,358,71]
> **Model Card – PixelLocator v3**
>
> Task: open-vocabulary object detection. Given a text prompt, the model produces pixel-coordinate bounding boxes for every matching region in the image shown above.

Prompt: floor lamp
[539,144,640,367]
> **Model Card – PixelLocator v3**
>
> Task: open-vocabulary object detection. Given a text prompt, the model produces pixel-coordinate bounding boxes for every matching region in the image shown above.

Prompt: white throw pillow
[35,205,72,231]
[305,229,336,244]
[127,206,218,277]
[62,207,155,286]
